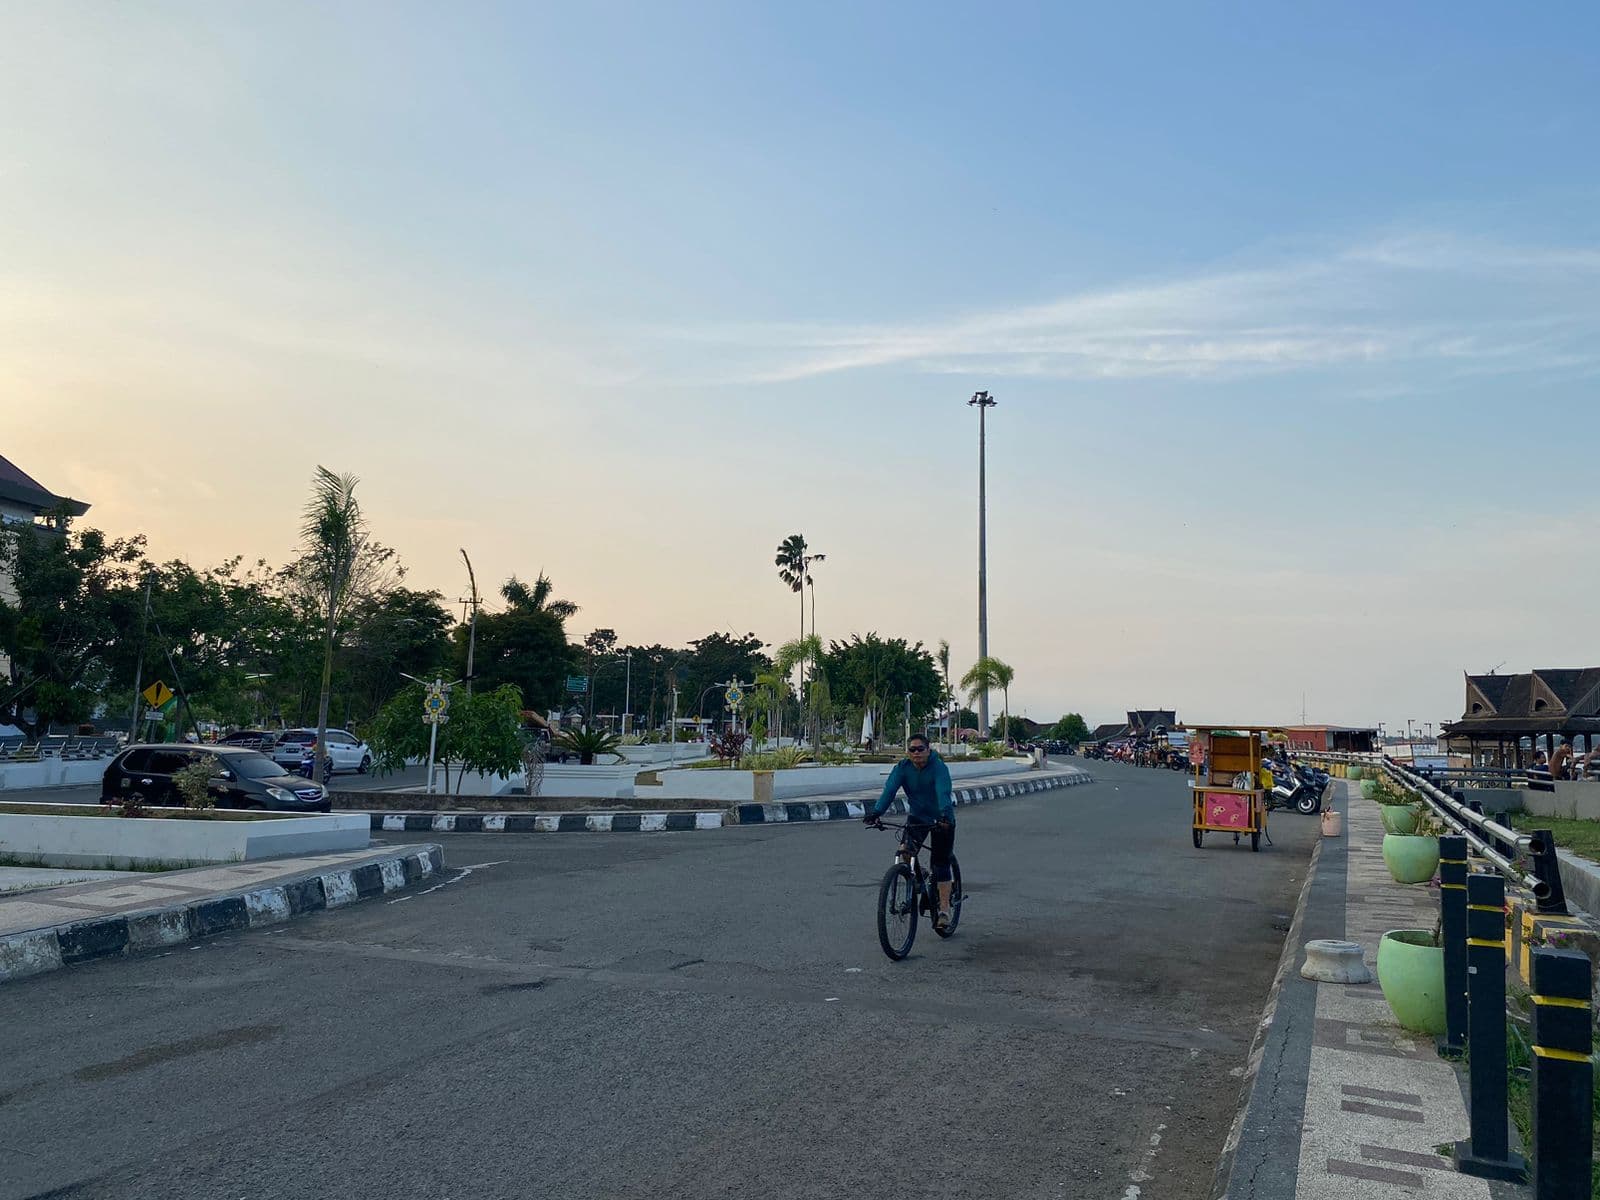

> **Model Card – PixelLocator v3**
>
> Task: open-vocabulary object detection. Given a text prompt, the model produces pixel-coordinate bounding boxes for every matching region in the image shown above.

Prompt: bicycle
[868,818,963,961]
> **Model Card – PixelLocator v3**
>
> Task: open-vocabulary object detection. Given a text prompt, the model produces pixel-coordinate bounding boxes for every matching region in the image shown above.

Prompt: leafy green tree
[368,682,525,792]
[0,517,144,738]
[338,587,454,726]
[677,631,770,724]
[823,633,942,746]
[1051,713,1091,744]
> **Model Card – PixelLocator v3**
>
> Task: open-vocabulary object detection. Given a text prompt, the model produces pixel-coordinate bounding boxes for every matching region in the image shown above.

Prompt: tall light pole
[969,391,997,735]
[460,549,480,697]
[622,651,632,736]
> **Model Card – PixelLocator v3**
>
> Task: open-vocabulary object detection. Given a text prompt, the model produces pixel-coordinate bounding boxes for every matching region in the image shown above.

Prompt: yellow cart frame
[1184,725,1273,852]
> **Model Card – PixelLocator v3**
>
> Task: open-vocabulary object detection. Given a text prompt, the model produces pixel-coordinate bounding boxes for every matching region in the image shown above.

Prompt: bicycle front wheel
[935,855,963,938]
[877,863,918,961]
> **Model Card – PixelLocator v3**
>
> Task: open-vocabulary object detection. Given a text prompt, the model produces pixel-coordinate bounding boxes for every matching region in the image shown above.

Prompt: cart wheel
[1251,831,1261,852]
[1192,828,1203,849]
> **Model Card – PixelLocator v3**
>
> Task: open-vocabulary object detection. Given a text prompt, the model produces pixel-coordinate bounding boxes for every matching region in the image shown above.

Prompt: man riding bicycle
[864,734,956,931]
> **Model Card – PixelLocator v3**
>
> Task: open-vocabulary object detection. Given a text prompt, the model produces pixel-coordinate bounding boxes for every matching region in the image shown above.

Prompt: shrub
[556,726,624,765]
[739,746,811,770]
[975,741,1007,759]
[173,755,218,811]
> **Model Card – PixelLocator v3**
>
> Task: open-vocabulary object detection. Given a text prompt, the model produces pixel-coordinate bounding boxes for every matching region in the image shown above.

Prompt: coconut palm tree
[960,655,1015,740]
[501,572,578,619]
[301,467,365,775]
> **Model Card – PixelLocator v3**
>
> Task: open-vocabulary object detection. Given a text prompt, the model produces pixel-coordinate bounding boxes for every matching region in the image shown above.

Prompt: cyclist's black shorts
[928,823,955,883]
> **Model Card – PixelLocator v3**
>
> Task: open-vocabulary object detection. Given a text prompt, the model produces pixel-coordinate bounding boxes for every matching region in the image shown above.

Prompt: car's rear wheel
[358,754,371,774]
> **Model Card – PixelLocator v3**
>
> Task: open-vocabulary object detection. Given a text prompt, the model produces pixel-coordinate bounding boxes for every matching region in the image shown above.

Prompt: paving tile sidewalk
[1293,785,1492,1199]
[1221,782,1519,1200]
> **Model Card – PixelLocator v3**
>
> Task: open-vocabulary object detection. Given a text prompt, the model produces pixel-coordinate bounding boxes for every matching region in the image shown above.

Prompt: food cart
[1184,725,1270,851]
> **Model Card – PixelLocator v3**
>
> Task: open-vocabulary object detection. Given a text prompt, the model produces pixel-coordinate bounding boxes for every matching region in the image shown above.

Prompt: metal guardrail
[1379,757,1556,906]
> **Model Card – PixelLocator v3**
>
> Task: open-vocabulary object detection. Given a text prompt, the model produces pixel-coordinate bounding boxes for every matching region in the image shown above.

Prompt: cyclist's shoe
[934,909,952,932]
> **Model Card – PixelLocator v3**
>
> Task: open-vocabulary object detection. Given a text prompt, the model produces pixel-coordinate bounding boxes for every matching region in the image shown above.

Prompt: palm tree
[960,655,1015,740]
[501,572,578,619]
[301,467,365,776]
[775,635,823,744]
[774,535,809,646]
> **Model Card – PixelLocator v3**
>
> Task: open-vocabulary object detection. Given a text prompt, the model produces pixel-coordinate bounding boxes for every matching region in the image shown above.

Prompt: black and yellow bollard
[1531,947,1593,1199]
[1437,835,1469,1058]
[1455,873,1527,1180]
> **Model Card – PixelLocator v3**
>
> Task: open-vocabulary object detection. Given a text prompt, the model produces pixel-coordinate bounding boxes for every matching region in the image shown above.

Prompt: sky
[2,2,1597,732]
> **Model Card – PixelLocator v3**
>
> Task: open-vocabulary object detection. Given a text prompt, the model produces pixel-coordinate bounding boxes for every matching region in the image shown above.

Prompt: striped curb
[373,811,726,834]
[363,771,1096,834]
[0,844,445,987]
[734,768,1094,824]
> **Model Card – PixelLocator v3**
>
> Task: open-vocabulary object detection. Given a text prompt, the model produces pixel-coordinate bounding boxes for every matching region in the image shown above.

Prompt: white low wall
[612,743,712,765]
[0,761,106,791]
[0,807,371,869]
[644,758,1031,803]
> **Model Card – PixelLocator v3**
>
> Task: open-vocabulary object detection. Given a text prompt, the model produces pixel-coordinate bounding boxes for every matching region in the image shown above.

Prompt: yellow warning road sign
[142,680,174,708]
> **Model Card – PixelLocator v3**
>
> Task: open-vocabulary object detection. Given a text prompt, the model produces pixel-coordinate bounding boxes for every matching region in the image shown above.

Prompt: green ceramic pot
[1382,834,1440,884]
[1361,778,1380,801]
[1378,805,1419,835]
[1377,929,1446,1034]
[1348,765,1364,781]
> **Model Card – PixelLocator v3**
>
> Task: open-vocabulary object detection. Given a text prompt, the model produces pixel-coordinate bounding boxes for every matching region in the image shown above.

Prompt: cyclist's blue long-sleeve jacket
[868,750,955,824]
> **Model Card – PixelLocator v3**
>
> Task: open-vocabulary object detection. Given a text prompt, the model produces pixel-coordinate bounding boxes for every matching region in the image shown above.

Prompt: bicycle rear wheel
[877,863,918,960]
[934,856,963,938]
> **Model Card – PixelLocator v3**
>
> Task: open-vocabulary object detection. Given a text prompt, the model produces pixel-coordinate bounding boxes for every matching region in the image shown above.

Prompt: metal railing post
[1438,835,1470,1058]
[1455,872,1526,1180]
[1531,947,1593,1200]
[1528,829,1570,916]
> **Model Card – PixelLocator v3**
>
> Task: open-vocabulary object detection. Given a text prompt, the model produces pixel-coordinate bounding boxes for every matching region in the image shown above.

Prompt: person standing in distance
[864,734,957,930]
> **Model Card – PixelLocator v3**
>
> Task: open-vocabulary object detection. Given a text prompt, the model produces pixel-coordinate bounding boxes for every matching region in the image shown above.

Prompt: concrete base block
[1300,939,1373,983]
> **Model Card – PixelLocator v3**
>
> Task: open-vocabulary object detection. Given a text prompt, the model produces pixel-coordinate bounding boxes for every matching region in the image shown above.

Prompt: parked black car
[101,745,331,812]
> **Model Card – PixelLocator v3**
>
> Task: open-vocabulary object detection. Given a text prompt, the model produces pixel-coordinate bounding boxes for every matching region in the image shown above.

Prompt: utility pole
[128,578,152,740]
[969,391,996,735]
[460,549,479,697]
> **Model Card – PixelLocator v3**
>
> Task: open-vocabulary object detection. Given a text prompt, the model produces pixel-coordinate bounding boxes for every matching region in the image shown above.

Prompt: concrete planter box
[0,806,371,869]
[0,761,106,791]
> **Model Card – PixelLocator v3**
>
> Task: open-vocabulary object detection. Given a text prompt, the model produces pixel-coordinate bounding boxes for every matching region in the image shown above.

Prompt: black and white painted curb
[734,768,1094,824]
[373,811,726,834]
[366,770,1096,834]
[0,844,446,986]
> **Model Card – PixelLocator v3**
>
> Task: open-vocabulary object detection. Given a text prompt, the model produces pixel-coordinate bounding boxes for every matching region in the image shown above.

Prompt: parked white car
[269,728,373,775]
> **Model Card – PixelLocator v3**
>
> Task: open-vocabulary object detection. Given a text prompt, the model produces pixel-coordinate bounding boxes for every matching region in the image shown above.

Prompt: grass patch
[1509,813,1600,864]
[0,853,215,874]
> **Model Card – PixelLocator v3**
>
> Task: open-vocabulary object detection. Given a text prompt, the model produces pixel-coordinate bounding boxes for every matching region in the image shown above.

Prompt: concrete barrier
[643,758,1032,803]
[0,806,371,869]
[0,760,106,791]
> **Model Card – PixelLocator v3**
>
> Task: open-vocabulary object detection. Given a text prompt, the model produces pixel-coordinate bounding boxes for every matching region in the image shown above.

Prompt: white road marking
[387,860,506,904]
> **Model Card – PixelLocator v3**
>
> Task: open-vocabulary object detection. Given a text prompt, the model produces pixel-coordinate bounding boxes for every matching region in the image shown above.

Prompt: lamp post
[969,391,996,735]
[459,549,479,698]
[904,692,914,749]
[622,651,632,736]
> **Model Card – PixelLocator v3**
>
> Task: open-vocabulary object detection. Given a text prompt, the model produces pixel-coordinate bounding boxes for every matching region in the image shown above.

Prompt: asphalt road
[1,764,429,805]
[0,760,1319,1200]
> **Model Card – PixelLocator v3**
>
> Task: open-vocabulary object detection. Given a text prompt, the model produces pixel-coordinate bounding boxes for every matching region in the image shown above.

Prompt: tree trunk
[313,567,339,778]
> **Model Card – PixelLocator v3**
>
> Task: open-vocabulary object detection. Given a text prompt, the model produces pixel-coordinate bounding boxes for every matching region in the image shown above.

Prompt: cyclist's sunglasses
[908,743,929,752]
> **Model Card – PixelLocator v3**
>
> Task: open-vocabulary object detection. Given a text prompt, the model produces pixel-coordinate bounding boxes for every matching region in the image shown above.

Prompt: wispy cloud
[650,233,1600,386]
